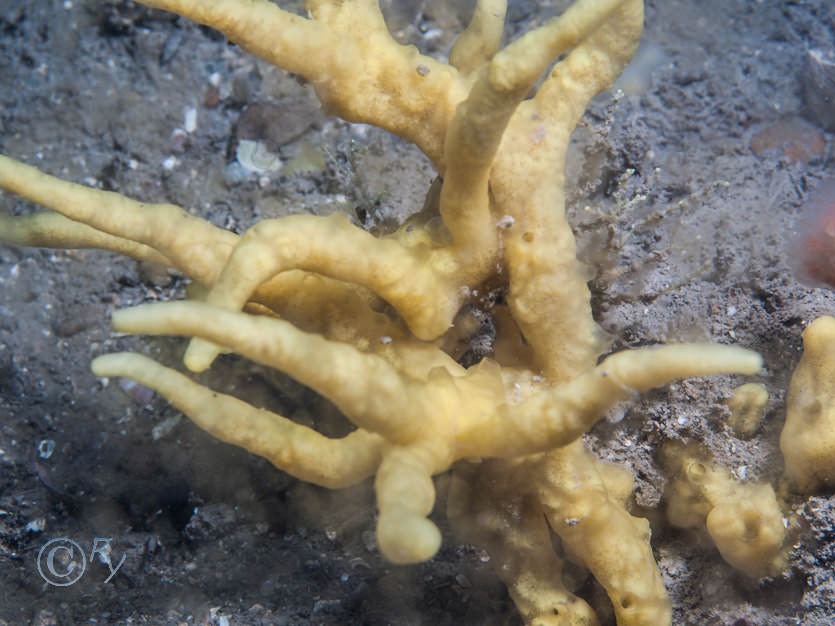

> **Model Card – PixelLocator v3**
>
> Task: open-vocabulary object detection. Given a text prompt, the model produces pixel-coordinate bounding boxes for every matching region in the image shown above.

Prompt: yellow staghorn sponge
[449,442,672,626]
[0,0,767,623]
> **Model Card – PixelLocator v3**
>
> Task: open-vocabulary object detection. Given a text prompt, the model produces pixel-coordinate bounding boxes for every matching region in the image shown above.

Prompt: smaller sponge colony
[663,443,786,578]
[725,382,768,439]
[781,316,835,493]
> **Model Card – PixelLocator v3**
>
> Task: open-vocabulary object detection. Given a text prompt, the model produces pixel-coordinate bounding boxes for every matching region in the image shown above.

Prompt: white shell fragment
[184,106,198,133]
[236,139,282,173]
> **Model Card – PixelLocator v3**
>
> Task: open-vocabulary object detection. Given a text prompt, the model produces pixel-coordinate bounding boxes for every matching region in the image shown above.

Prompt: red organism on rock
[789,179,835,288]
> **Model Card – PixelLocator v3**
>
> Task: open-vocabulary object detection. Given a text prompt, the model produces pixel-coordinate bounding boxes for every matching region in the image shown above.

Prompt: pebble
[749,117,826,165]
[803,47,835,132]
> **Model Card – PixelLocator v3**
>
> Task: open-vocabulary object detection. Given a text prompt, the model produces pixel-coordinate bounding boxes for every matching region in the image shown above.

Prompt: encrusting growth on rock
[0,0,764,623]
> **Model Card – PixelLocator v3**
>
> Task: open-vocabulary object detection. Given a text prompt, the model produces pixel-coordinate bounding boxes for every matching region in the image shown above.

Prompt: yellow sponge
[663,443,785,578]
[725,382,768,439]
[781,316,835,492]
